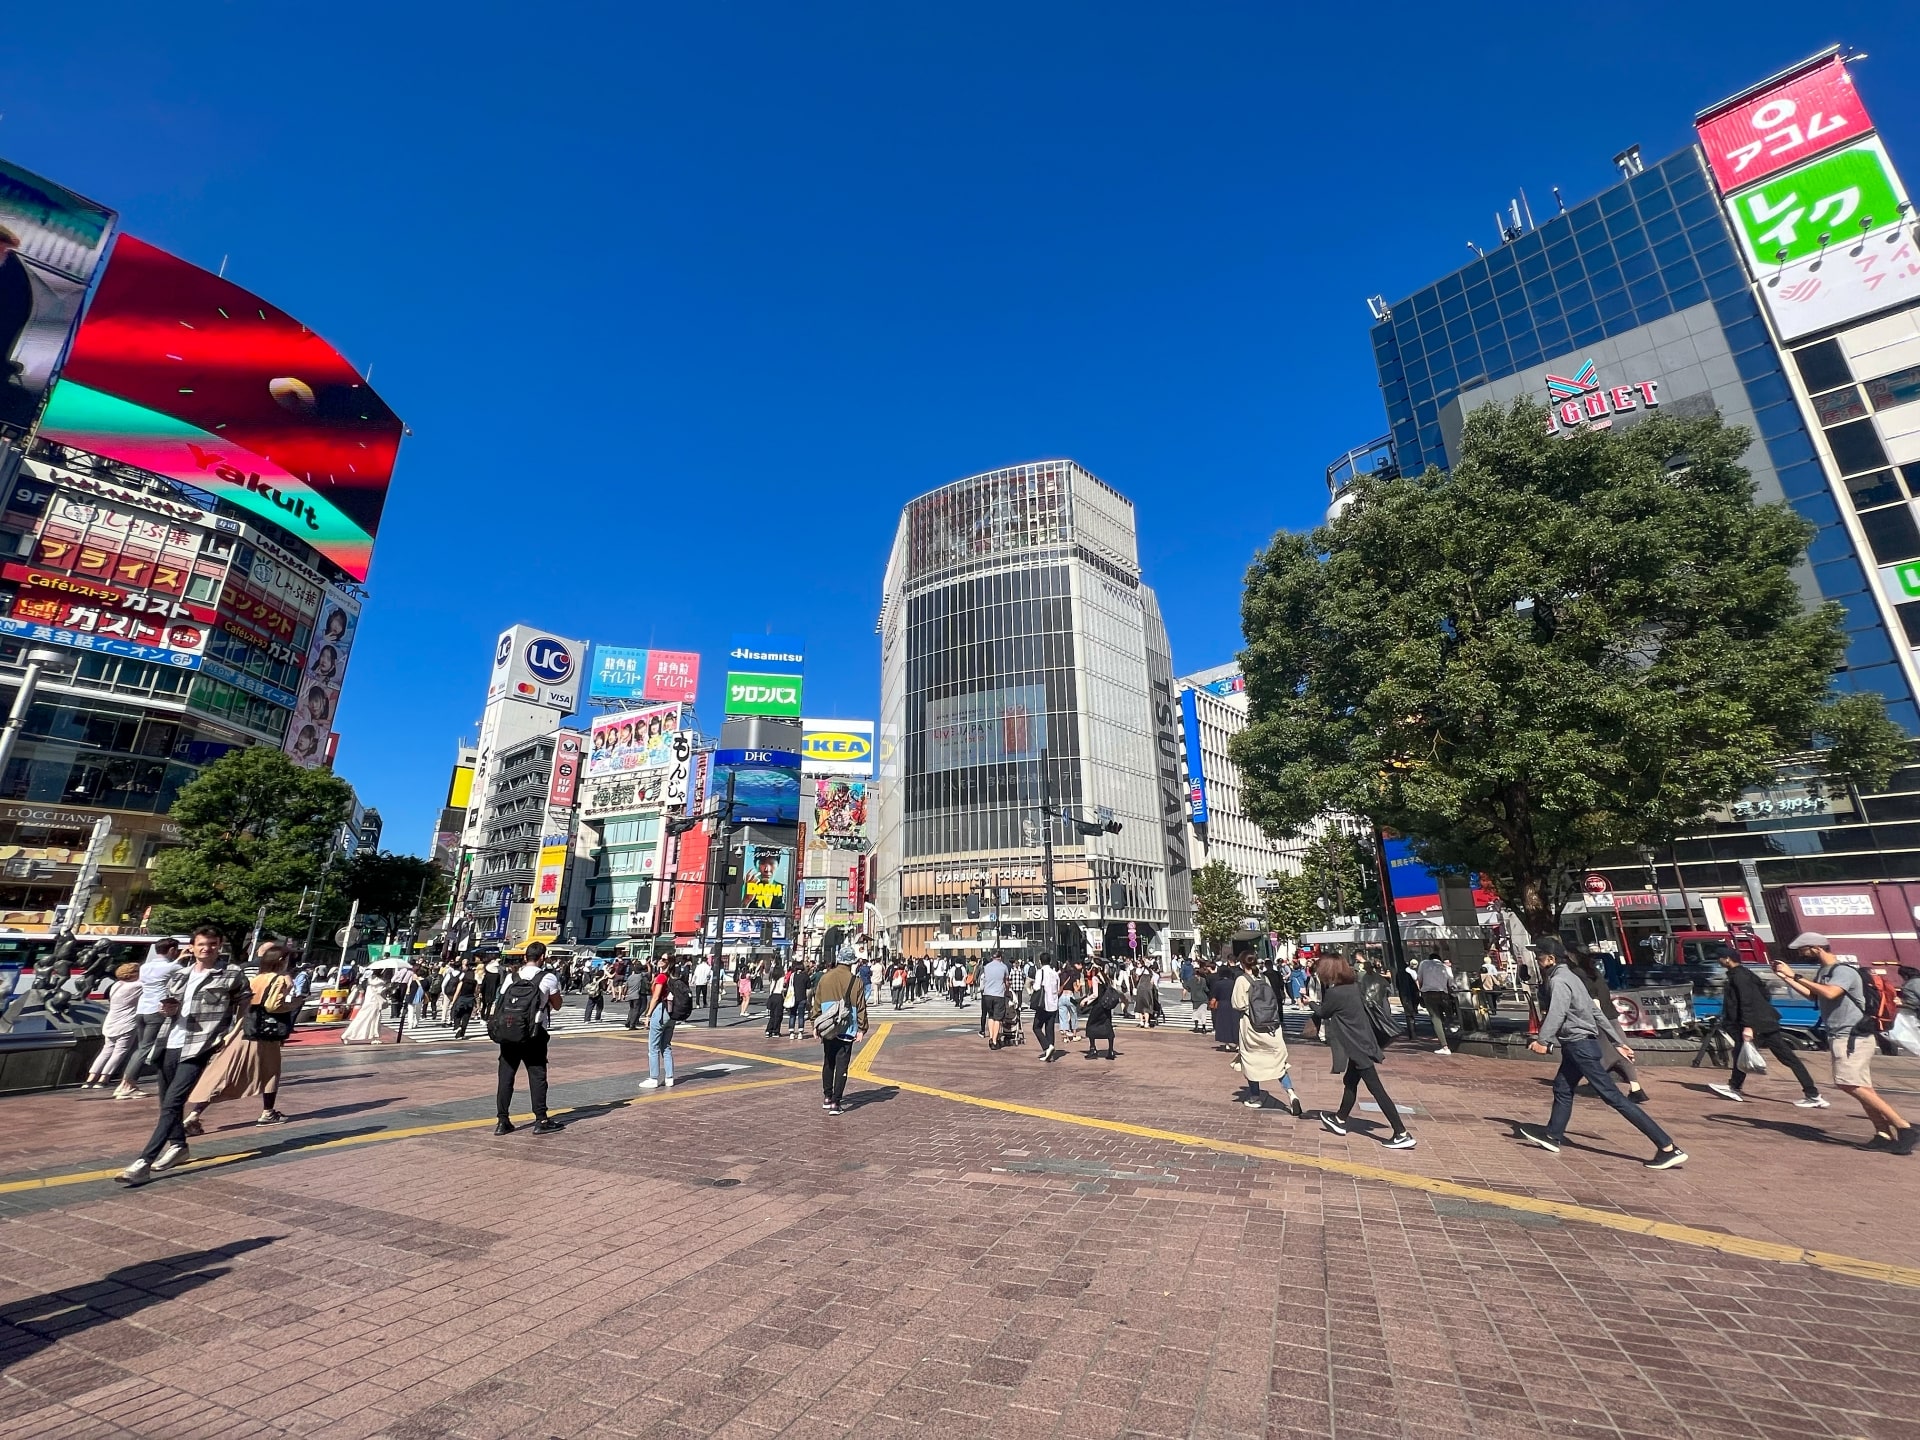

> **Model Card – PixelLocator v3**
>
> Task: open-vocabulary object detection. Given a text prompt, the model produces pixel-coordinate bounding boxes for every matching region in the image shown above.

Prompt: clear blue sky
[7,4,1917,852]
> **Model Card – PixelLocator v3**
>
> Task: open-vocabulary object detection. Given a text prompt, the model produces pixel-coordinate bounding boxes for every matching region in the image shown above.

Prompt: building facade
[873,460,1193,963]
[1176,663,1296,920]
[1339,49,1920,944]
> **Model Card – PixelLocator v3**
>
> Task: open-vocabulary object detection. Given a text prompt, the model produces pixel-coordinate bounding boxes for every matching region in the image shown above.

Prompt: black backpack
[667,974,694,1022]
[488,970,549,1044]
[1247,976,1282,1035]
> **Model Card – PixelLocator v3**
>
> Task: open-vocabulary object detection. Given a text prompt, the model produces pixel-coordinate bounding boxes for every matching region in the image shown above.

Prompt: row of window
[185,675,289,740]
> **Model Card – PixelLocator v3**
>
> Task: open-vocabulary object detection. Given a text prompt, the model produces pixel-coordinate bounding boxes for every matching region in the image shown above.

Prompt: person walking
[115,937,183,1099]
[1132,963,1157,1030]
[766,960,791,1037]
[1417,952,1457,1054]
[1309,955,1415,1149]
[1707,946,1826,1108]
[1770,933,1913,1153]
[1206,956,1241,1052]
[1057,963,1080,1040]
[807,949,868,1115]
[183,942,297,1131]
[737,963,753,1015]
[1569,945,1649,1105]
[622,963,648,1030]
[1518,939,1686,1169]
[639,954,683,1089]
[1233,954,1303,1113]
[448,961,480,1039]
[340,966,388,1044]
[115,928,249,1185]
[787,959,811,1039]
[1080,969,1120,1060]
[82,963,143,1090]
[489,941,565,1135]
[1184,961,1211,1033]
[581,968,607,1023]
[1033,956,1062,1061]
[948,958,968,1009]
[979,951,1010,1049]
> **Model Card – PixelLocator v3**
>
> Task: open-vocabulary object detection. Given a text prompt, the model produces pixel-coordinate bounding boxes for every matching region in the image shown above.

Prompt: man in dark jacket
[1081,971,1121,1059]
[1709,951,1825,1107]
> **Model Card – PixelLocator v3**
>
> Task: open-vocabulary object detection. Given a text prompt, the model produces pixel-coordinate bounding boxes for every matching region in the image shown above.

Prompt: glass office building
[873,461,1194,962]
[1342,107,1920,927]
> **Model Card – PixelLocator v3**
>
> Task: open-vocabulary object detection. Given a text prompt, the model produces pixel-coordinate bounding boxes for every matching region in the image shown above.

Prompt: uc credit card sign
[725,671,803,716]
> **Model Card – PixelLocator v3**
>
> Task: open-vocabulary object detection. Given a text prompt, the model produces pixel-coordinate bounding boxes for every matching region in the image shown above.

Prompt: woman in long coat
[1232,955,1303,1114]
[1308,955,1415,1149]
[1207,956,1241,1050]
[1081,971,1120,1059]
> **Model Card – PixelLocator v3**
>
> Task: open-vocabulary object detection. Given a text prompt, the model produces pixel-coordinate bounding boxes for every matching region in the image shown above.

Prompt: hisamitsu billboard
[728,633,804,675]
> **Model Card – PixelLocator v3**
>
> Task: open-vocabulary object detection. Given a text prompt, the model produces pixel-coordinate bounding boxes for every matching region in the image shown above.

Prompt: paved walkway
[1,1019,1915,1439]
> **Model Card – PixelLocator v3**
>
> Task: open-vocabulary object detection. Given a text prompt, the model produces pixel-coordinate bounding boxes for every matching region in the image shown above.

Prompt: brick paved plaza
[2,1012,1917,1440]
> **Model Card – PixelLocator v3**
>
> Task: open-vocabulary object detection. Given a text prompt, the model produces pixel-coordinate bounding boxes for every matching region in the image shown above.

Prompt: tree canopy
[147,745,354,953]
[1230,401,1909,936]
[342,850,450,937]
[1260,869,1323,947]
[1189,859,1247,955]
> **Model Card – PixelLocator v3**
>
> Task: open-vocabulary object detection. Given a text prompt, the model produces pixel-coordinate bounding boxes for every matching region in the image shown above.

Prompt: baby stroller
[999,994,1026,1046]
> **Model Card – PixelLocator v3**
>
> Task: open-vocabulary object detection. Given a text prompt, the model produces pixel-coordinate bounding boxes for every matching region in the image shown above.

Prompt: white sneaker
[114,1159,152,1187]
[152,1142,189,1172]
[1434,1047,1452,1056]
[1794,1094,1831,1108]
[663,1077,674,1088]
[638,1078,661,1090]
[1708,1083,1744,1103]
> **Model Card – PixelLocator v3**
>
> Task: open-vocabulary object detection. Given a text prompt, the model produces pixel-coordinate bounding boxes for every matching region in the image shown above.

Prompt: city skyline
[7,6,1919,851]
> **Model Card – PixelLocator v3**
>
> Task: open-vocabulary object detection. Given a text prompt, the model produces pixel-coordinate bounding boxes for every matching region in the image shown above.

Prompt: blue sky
[7,4,1918,851]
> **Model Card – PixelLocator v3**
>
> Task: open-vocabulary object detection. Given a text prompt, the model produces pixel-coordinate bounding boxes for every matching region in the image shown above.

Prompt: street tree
[1300,827,1377,925]
[341,850,450,938]
[1231,401,1909,939]
[148,746,354,954]
[1261,869,1323,949]
[1190,859,1246,956]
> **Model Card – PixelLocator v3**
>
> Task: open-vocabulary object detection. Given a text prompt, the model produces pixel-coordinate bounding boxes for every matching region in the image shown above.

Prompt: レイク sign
[1542,358,1661,433]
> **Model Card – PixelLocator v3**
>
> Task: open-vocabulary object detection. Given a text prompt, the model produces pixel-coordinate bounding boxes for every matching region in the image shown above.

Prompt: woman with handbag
[1309,955,1415,1149]
[82,963,144,1089]
[183,944,296,1131]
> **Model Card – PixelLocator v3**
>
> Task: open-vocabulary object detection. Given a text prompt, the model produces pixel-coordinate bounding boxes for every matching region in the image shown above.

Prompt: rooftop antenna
[1365,295,1390,321]
[1613,144,1645,178]
[1553,186,1566,214]
[218,254,228,277]
[1518,188,1536,230]
[1467,241,1485,258]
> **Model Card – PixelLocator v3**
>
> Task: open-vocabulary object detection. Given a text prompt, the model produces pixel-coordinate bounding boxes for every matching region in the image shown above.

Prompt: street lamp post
[0,648,69,781]
[704,770,737,1029]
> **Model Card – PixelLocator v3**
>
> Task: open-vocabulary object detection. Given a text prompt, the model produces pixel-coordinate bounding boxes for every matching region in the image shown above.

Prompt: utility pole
[704,770,737,1029]
[300,825,346,962]
[0,648,68,778]
[1039,749,1057,969]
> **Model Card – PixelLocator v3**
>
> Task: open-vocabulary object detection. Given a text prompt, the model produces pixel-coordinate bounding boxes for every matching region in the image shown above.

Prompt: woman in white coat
[1232,954,1303,1114]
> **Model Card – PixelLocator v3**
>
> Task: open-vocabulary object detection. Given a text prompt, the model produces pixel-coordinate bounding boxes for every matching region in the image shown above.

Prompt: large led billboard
[0,159,116,432]
[924,684,1048,772]
[712,745,802,825]
[36,236,403,580]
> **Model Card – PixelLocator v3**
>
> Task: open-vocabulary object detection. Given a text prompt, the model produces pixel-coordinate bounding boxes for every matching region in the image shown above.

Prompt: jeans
[1032,1006,1057,1052]
[497,1031,551,1121]
[140,1049,211,1162]
[1058,994,1078,1035]
[1728,1028,1818,1096]
[648,1006,675,1082]
[1547,1036,1673,1149]
[1337,1062,1405,1133]
[126,1013,167,1086]
[821,1036,853,1104]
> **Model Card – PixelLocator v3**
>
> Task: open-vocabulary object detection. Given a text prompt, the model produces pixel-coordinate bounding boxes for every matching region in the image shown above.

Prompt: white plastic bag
[1892,1010,1920,1058]
[1735,1039,1768,1074]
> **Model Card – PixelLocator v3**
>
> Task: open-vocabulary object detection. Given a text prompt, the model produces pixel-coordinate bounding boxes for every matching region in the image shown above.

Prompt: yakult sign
[1542,358,1660,434]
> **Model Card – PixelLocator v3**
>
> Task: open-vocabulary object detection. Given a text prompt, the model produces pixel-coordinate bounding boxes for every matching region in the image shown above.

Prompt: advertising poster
[800,718,875,776]
[712,746,802,825]
[589,645,651,700]
[924,683,1048,772]
[812,778,871,852]
[1723,138,1906,273]
[1180,688,1210,826]
[532,844,569,922]
[284,585,360,769]
[644,648,700,703]
[581,770,664,821]
[669,822,710,936]
[586,702,681,778]
[724,671,803,717]
[0,159,116,432]
[35,237,403,579]
[738,844,791,912]
[548,730,582,808]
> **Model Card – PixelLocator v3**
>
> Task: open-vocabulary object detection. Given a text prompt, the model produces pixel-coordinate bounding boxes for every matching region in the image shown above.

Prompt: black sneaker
[1517,1128,1561,1154]
[1892,1127,1920,1156]
[1319,1112,1348,1137]
[531,1118,565,1134]
[493,1119,515,1135]
[1862,1131,1896,1149]
[1644,1147,1688,1170]
[828,1103,843,1116]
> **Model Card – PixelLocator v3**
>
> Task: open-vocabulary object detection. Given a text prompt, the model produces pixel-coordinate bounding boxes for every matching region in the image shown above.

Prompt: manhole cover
[698,1177,743,1188]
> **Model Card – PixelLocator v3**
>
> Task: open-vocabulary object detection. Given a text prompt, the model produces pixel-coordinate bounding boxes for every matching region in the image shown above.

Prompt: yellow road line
[850,1022,892,1079]
[0,1073,806,1196]
[852,1028,1920,1291]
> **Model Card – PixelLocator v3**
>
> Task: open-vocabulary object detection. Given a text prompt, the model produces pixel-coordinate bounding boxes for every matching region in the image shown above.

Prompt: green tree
[1190,859,1247,956]
[148,746,353,953]
[1231,401,1908,939]
[1260,869,1323,947]
[1300,828,1377,925]
[342,850,451,938]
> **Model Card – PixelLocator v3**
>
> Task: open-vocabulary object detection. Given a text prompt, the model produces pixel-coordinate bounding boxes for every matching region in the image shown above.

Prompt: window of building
[1897,601,1920,648]
[1794,339,1852,393]
[1846,470,1907,510]
[1827,419,1891,477]
[1866,364,1920,414]
[1857,504,1920,565]
[1813,386,1869,427]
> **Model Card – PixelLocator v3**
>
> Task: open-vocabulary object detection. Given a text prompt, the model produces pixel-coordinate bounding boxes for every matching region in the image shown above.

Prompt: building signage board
[1696,56,1874,192]
[589,646,650,700]
[487,625,585,712]
[1754,222,1920,343]
[547,730,583,808]
[586,703,681,778]
[0,613,204,667]
[727,634,805,675]
[643,649,700,703]
[1179,687,1210,826]
[1723,138,1906,273]
[800,718,875,776]
[1542,359,1662,433]
[724,671,803,717]
[923,684,1046,771]
[581,771,664,821]
[284,586,359,768]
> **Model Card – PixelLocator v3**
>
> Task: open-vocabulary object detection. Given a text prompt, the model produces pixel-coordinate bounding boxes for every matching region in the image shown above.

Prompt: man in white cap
[1772,933,1914,1154]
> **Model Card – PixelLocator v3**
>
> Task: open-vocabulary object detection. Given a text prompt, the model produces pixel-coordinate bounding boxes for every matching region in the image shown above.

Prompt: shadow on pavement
[839,1086,900,1112]
[1487,1116,1641,1163]
[0,1235,282,1373]
[282,1071,376,1086]
[1702,1113,1859,1146]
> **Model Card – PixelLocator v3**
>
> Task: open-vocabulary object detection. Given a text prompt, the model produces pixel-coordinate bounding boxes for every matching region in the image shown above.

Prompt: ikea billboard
[800,718,875,777]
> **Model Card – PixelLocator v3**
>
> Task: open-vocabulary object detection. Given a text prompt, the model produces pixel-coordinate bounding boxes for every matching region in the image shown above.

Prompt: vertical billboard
[737,843,791,912]
[548,730,582,808]
[486,625,585,712]
[586,702,681,777]
[0,159,116,432]
[1180,687,1210,826]
[800,718,875,776]
[668,822,710,937]
[35,236,403,580]
[531,844,569,933]
[1698,58,1919,343]
[812,778,871,852]
[284,585,360,767]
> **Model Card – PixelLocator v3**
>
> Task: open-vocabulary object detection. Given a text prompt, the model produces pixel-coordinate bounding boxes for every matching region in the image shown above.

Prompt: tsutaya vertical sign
[1542,359,1661,433]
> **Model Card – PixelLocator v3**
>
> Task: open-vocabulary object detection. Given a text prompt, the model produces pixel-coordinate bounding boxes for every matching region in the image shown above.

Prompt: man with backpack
[1772,933,1914,1154]
[807,947,868,1115]
[489,942,565,1136]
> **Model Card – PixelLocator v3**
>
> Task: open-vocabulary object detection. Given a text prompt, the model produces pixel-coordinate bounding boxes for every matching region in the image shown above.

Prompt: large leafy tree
[1190,859,1247,955]
[1300,827,1378,925]
[148,746,353,953]
[1231,401,1908,939]
[342,850,450,937]
[1260,869,1324,948]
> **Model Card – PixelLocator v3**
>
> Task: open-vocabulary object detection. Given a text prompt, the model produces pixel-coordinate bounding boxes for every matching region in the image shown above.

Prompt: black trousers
[1336,1061,1406,1133]
[626,998,645,1029]
[450,997,476,1037]
[140,1049,211,1163]
[1728,1027,1818,1096]
[582,995,603,1021]
[126,1013,167,1086]
[1032,1006,1057,1052]
[1085,1028,1114,1058]
[766,997,786,1036]
[497,1032,551,1120]
[821,1036,854,1104]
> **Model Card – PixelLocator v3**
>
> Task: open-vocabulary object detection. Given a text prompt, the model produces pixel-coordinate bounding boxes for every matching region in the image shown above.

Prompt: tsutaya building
[1340,46,1920,915]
